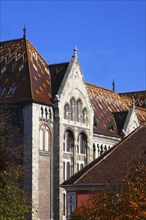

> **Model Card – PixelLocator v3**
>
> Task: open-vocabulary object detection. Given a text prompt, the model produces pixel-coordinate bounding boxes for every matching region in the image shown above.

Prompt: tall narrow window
[64,104,70,120]
[67,193,76,217]
[70,98,75,121]
[65,130,74,152]
[82,108,87,124]
[79,133,87,154]
[63,162,65,181]
[93,144,96,160]
[67,162,70,179]
[63,193,66,216]
[45,130,49,151]
[76,99,82,122]
[39,125,50,152]
[40,129,43,151]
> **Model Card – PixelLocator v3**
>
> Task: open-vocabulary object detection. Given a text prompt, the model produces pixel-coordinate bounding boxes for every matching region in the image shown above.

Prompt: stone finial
[112,79,115,92]
[73,46,78,57]
[132,97,135,108]
[23,25,26,39]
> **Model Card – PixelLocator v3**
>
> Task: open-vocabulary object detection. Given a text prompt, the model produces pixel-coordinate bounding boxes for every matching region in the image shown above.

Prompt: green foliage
[71,161,146,220]
[0,104,31,219]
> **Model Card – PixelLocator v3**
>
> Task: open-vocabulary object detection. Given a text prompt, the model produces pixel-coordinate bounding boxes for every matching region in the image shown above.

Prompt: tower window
[39,125,50,152]
[7,86,16,96]
[0,87,5,96]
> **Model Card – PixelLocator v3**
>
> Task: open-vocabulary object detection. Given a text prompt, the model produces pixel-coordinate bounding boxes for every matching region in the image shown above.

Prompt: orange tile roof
[119,91,146,108]
[0,38,52,105]
[86,83,129,137]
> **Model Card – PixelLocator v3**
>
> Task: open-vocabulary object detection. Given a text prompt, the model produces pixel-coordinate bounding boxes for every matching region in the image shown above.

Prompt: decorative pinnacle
[112,79,115,92]
[73,46,78,57]
[23,25,26,39]
[132,97,135,108]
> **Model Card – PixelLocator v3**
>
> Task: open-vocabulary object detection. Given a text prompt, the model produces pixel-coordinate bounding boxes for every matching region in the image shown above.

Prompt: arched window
[39,125,50,152]
[82,108,87,124]
[76,99,82,122]
[67,162,70,179]
[40,129,43,151]
[64,104,70,120]
[70,98,75,121]
[64,130,74,152]
[79,132,87,154]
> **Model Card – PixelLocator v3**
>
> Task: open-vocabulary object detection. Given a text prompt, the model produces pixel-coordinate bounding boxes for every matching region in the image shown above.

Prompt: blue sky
[0,0,145,92]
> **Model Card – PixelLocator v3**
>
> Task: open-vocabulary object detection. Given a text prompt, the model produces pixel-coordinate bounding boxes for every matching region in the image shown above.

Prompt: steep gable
[0,38,52,105]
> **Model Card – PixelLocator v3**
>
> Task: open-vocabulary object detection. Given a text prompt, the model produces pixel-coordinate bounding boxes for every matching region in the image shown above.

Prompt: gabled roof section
[0,38,52,105]
[119,91,146,108]
[49,62,69,98]
[86,83,129,137]
[62,124,146,186]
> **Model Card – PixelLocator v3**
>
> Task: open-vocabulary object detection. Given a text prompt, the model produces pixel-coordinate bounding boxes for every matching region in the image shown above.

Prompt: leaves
[0,104,31,219]
[71,161,146,220]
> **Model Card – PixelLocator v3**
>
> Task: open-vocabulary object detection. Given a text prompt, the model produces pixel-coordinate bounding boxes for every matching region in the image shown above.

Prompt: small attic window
[7,87,16,96]
[0,87,5,96]
[108,122,114,131]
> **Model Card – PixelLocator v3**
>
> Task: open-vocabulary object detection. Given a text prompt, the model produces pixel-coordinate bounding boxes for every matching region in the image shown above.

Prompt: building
[0,33,146,220]
[61,124,146,219]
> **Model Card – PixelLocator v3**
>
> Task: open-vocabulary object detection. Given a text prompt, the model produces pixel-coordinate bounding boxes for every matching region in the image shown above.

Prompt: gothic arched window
[70,98,75,121]
[79,132,87,154]
[76,99,82,122]
[82,108,87,124]
[39,125,50,151]
[64,103,70,120]
[64,130,74,152]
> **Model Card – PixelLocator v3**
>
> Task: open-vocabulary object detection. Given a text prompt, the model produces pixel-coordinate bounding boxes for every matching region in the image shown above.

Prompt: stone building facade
[0,36,146,220]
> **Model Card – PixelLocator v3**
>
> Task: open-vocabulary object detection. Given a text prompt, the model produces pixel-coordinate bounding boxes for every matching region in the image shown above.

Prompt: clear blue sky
[0,0,145,92]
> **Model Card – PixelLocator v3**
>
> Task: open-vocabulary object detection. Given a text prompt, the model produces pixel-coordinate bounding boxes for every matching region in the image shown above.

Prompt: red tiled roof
[0,38,52,105]
[119,91,146,108]
[136,107,146,124]
[62,124,146,186]
[86,83,129,137]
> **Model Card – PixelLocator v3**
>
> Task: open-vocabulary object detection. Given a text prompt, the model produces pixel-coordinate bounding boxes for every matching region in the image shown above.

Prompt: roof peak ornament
[73,46,78,57]
[132,97,135,108]
[23,25,26,39]
[112,79,115,92]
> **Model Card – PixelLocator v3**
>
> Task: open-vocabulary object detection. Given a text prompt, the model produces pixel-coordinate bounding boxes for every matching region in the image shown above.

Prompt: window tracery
[39,125,50,152]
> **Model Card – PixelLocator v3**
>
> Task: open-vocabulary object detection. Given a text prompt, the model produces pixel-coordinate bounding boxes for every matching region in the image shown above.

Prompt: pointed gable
[0,38,52,105]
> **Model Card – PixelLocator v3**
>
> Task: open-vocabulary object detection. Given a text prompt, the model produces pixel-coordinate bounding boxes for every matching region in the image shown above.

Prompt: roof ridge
[86,82,116,93]
[25,40,34,101]
[119,90,146,94]
[0,38,24,44]
[49,62,69,66]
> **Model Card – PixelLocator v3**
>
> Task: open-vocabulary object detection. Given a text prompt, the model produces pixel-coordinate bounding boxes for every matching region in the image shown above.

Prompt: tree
[0,104,31,219]
[71,161,146,220]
